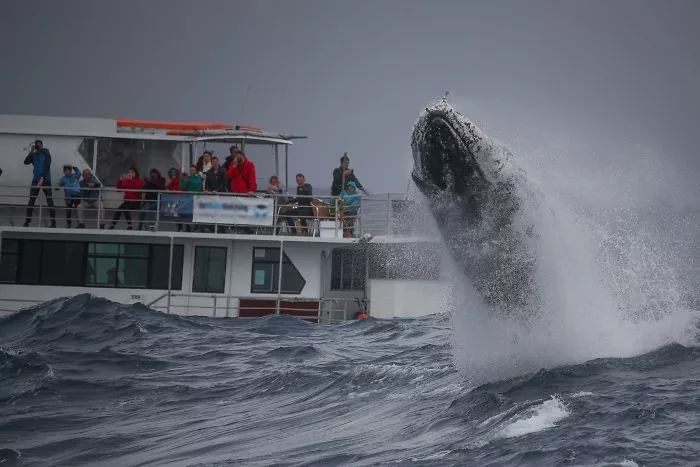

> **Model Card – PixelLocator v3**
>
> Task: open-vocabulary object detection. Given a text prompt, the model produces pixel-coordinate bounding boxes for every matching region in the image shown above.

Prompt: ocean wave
[494,395,570,439]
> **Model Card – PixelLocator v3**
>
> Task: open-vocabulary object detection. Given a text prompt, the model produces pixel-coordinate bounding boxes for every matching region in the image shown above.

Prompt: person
[109,166,143,230]
[204,156,228,192]
[23,139,56,227]
[226,149,257,195]
[58,164,82,228]
[196,150,213,175]
[76,168,105,228]
[222,145,240,171]
[165,167,185,232]
[166,167,181,191]
[340,180,362,237]
[282,173,313,235]
[180,164,204,192]
[331,153,367,196]
[139,168,165,230]
[266,175,284,196]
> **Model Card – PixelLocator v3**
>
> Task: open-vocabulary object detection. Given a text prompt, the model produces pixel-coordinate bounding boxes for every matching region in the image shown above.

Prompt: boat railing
[0,184,414,239]
[146,292,364,324]
[0,294,364,323]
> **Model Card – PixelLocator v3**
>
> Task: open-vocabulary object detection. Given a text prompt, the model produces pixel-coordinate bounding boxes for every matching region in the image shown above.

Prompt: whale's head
[411,100,493,204]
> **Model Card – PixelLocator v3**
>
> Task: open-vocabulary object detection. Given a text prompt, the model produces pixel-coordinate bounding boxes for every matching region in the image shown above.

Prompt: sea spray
[433,103,700,385]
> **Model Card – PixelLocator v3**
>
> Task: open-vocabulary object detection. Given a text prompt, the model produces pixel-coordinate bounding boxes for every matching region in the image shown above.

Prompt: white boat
[0,115,448,322]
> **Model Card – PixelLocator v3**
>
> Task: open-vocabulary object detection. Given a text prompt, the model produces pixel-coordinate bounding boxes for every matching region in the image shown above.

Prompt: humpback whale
[411,99,539,317]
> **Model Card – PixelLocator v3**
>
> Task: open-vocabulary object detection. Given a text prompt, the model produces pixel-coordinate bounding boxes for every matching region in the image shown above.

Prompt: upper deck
[0,113,433,241]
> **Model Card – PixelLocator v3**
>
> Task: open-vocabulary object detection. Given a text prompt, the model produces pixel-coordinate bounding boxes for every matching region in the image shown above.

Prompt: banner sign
[192,195,274,226]
[159,194,193,221]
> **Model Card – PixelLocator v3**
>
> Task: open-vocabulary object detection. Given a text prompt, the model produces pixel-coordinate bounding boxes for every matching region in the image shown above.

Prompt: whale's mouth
[412,111,483,197]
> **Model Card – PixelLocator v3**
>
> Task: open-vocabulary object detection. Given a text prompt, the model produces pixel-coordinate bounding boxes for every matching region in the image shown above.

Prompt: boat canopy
[0,114,296,145]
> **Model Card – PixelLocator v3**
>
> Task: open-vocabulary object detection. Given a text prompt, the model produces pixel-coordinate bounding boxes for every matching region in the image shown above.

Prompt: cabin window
[250,247,306,294]
[18,240,42,284]
[330,248,366,290]
[192,247,227,293]
[41,241,85,286]
[87,243,148,288]
[0,239,20,283]
[0,239,184,289]
[149,245,184,290]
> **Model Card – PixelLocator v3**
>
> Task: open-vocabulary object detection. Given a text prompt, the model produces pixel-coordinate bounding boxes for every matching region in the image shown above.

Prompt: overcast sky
[1,0,698,198]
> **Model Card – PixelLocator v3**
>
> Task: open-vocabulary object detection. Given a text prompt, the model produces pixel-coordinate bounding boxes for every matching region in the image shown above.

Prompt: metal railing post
[154,191,161,231]
[213,295,217,318]
[276,240,284,315]
[38,192,43,226]
[96,189,102,228]
[166,236,174,314]
[334,197,339,238]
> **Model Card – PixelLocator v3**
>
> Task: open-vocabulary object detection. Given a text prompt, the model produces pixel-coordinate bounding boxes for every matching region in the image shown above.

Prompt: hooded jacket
[340,181,361,211]
[227,156,257,194]
[180,173,204,192]
[117,177,143,201]
[24,148,52,184]
[143,171,166,201]
[59,167,82,198]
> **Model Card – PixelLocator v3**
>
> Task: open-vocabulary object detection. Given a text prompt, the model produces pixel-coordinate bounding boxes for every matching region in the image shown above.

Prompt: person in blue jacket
[23,140,56,227]
[58,164,82,228]
[340,180,362,237]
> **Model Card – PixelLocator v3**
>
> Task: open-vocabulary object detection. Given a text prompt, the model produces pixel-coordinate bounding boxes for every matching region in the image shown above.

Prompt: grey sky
[1,0,698,197]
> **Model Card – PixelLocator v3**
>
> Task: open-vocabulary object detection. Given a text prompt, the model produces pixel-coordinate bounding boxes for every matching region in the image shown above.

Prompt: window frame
[192,246,228,294]
[86,242,150,289]
[0,239,184,290]
[0,239,21,284]
[250,247,306,295]
[330,247,367,291]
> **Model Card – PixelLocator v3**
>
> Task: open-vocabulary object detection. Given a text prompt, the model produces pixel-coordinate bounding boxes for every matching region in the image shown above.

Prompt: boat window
[250,247,306,294]
[87,242,149,288]
[149,245,184,290]
[330,248,366,290]
[192,247,227,293]
[95,138,179,186]
[41,241,85,286]
[0,239,20,283]
[18,240,42,284]
[0,239,184,290]
[78,138,96,171]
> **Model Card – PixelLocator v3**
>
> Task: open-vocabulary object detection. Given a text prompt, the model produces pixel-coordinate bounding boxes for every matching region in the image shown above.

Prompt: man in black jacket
[23,140,56,227]
[282,173,313,235]
[205,157,228,192]
[331,153,367,196]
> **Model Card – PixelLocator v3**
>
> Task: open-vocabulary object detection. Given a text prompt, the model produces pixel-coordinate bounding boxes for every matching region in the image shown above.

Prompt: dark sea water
[1,294,699,466]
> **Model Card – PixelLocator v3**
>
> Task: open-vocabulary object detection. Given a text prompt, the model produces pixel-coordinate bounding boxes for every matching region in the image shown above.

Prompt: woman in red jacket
[109,167,143,230]
[226,150,257,195]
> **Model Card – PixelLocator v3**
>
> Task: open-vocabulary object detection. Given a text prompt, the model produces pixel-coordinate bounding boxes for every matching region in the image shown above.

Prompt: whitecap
[496,395,569,439]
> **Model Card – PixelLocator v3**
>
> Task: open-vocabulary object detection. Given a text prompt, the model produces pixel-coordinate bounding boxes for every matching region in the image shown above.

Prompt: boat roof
[0,114,295,145]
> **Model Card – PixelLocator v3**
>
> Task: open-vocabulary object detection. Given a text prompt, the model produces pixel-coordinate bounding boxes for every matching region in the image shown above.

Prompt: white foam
[571,391,594,398]
[496,395,569,439]
[617,460,639,467]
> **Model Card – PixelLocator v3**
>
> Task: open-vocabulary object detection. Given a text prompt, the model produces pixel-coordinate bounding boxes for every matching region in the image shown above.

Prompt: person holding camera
[23,139,57,227]
[331,153,368,196]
